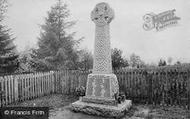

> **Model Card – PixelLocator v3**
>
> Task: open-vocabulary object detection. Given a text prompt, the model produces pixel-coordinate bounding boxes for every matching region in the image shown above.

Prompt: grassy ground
[7,94,190,119]
[7,94,79,117]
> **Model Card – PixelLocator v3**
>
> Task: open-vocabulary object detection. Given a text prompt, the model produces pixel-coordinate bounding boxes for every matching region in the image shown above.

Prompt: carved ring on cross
[91,2,114,26]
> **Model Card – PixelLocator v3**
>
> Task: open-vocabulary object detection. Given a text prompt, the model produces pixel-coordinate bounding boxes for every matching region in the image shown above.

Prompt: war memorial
[71,2,132,118]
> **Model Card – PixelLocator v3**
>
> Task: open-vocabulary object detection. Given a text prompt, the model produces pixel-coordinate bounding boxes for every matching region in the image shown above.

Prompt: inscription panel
[86,74,111,98]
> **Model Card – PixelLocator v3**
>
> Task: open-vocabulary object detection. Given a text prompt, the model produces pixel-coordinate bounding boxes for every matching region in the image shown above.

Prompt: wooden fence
[0,70,89,107]
[114,67,190,108]
[0,66,189,109]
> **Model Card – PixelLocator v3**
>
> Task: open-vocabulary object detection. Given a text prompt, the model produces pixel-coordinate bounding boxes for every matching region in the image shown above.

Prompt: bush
[75,86,86,96]
[114,91,126,104]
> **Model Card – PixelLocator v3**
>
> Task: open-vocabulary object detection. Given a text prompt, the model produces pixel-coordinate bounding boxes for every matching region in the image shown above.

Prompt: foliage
[20,48,55,72]
[175,61,181,65]
[0,25,19,74]
[34,0,82,71]
[114,91,126,104]
[0,0,8,22]
[17,48,37,73]
[158,59,167,66]
[111,48,129,70]
[75,86,86,96]
[0,0,19,74]
[77,49,93,70]
[129,53,145,68]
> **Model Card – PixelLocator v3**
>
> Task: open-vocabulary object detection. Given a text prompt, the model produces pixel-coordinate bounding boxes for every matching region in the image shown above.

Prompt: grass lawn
[7,94,190,119]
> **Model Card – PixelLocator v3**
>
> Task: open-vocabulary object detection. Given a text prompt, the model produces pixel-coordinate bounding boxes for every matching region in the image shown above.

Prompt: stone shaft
[85,2,119,99]
[93,25,112,74]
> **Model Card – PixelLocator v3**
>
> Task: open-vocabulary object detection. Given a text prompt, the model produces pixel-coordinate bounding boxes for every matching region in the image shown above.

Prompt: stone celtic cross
[71,3,132,117]
[91,2,114,74]
[83,2,119,100]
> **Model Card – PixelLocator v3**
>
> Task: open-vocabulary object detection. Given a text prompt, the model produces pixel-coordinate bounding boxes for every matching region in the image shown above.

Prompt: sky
[4,0,190,64]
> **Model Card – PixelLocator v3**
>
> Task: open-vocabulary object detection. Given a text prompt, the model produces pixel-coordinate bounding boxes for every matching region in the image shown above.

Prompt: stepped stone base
[81,96,117,106]
[71,99,132,118]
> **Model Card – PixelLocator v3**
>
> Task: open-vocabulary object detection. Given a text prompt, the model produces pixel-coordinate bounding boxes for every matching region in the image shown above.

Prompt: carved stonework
[91,2,114,26]
[84,2,119,100]
[71,3,132,117]
[91,2,114,74]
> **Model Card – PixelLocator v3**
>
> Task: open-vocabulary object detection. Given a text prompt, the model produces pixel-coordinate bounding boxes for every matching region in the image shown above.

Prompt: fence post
[147,70,153,104]
[0,77,3,107]
[188,69,190,110]
[53,71,56,93]
[14,75,19,102]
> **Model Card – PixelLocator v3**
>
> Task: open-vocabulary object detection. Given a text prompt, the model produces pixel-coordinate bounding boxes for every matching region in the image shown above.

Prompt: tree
[34,0,82,71]
[175,61,181,65]
[158,59,167,66]
[129,53,145,68]
[0,0,8,22]
[77,49,93,70]
[18,47,37,73]
[111,48,128,70]
[0,26,19,74]
[0,0,19,74]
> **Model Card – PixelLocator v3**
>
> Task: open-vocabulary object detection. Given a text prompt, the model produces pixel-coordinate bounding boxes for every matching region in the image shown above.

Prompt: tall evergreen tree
[34,0,81,71]
[0,0,19,74]
[0,26,19,74]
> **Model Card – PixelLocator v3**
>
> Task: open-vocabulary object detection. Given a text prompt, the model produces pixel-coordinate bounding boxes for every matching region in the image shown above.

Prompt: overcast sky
[4,0,190,64]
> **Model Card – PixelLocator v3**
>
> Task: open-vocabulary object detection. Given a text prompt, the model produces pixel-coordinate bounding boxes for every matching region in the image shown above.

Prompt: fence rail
[0,67,189,109]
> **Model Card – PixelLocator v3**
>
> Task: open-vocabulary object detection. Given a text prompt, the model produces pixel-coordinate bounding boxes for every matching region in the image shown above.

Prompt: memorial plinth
[71,2,132,118]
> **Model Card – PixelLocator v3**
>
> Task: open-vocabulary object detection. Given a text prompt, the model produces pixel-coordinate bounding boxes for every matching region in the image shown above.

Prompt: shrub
[75,86,86,96]
[114,91,126,104]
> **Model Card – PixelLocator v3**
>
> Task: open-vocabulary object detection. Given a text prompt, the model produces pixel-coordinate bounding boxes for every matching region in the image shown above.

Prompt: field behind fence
[0,66,190,109]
